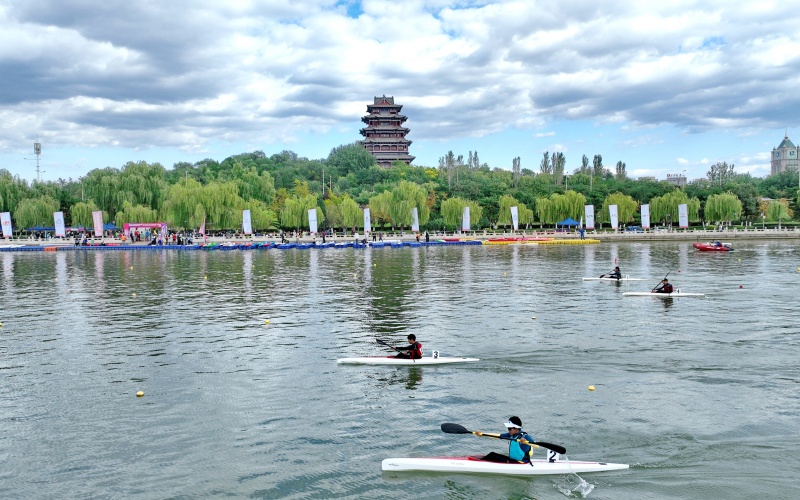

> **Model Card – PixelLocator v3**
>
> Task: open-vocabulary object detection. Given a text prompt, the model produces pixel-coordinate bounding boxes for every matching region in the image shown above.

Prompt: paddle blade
[441,423,471,434]
[534,441,567,455]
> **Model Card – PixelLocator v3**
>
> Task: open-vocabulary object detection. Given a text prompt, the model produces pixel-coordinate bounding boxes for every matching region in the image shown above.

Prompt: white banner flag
[411,207,419,232]
[640,204,651,229]
[678,203,689,228]
[308,208,318,234]
[584,205,595,230]
[462,206,471,231]
[92,211,104,237]
[510,206,519,231]
[609,204,619,230]
[54,212,66,237]
[242,209,252,235]
[363,208,371,233]
[1,212,13,238]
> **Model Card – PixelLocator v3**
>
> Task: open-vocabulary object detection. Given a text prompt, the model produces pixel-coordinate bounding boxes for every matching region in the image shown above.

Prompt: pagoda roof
[359,137,413,144]
[372,152,416,161]
[359,125,410,132]
[777,135,796,149]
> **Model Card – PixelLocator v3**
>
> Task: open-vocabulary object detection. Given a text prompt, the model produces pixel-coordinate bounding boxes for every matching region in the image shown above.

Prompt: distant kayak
[693,242,733,251]
[337,356,479,365]
[623,291,705,298]
[381,456,629,475]
[582,276,645,281]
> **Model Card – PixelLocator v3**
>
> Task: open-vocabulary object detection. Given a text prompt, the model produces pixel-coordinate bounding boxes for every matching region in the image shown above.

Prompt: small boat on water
[381,456,629,475]
[582,276,645,281]
[623,291,705,298]
[337,355,479,365]
[693,242,733,252]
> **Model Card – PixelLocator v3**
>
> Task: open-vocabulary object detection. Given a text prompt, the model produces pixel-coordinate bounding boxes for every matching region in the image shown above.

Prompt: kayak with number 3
[337,356,479,365]
[381,456,629,475]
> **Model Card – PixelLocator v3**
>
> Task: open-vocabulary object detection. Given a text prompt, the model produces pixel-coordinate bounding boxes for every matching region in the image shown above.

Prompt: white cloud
[0,0,796,173]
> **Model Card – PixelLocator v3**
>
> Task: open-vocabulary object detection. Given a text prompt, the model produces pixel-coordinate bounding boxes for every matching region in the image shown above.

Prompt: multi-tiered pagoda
[359,96,415,168]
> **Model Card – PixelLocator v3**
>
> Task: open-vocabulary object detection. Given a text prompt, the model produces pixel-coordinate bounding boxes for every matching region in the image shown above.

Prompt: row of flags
[0,204,692,239]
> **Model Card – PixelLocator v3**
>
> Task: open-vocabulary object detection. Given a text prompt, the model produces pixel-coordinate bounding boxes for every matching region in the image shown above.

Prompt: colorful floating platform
[0,240,485,252]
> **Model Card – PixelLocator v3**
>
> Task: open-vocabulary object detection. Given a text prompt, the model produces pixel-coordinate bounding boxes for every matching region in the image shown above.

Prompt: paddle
[441,422,567,455]
[651,271,670,292]
[376,338,416,362]
[375,338,397,351]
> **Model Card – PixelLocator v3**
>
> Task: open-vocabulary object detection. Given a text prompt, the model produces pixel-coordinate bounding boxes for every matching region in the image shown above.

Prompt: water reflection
[373,367,423,390]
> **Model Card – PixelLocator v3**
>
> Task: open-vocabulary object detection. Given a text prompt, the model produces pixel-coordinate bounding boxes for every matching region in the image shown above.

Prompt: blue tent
[557,218,580,227]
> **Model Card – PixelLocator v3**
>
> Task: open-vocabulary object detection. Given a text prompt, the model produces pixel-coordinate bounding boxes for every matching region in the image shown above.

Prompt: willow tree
[338,195,362,231]
[650,190,701,225]
[280,193,320,230]
[599,192,638,224]
[248,200,277,230]
[535,190,586,225]
[704,192,742,224]
[369,180,429,229]
[368,191,392,230]
[536,196,556,225]
[552,190,587,221]
[112,201,159,226]
[441,197,482,228]
[162,180,244,230]
[70,200,104,228]
[0,169,29,213]
[497,195,520,227]
[13,195,59,229]
[766,199,792,229]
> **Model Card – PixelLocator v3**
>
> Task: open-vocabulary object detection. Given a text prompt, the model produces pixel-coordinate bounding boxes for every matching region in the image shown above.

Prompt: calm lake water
[1,241,798,499]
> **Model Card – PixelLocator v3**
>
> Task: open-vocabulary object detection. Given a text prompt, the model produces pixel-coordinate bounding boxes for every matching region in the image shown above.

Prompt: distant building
[770,132,799,175]
[665,173,687,188]
[637,176,657,181]
[359,96,415,168]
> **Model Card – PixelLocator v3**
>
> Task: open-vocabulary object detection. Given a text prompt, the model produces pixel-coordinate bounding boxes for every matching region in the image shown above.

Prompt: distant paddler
[600,266,622,280]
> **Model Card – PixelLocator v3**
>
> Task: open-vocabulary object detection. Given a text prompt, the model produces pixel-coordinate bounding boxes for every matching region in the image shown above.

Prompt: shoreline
[1,227,798,248]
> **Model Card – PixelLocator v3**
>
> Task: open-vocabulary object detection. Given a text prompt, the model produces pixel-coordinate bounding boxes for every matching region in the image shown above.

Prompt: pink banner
[92,211,104,237]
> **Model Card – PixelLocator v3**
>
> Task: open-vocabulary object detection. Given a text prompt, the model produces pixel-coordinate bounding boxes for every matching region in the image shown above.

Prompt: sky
[0,0,798,184]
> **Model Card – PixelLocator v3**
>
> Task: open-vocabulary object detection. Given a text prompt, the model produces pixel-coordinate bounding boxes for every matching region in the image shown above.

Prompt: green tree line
[1,148,798,232]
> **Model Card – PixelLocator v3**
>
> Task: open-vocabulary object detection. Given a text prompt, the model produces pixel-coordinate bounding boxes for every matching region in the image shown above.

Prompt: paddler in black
[601,266,622,279]
[394,334,422,359]
[654,278,674,293]
[478,416,534,463]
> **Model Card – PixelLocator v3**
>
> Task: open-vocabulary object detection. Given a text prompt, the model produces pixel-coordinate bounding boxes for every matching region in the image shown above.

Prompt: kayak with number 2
[381,456,629,475]
[337,356,479,365]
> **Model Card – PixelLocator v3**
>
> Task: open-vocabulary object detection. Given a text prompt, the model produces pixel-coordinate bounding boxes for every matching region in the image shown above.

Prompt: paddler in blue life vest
[478,416,535,463]
[394,334,423,359]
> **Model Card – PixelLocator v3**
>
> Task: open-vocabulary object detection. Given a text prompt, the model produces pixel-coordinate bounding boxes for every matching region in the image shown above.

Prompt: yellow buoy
[353,273,357,278]
[531,316,536,320]
[204,276,208,280]
[136,391,144,397]
[130,266,133,270]
[264,319,270,325]
[132,293,136,297]
[0,322,3,327]
[588,385,596,391]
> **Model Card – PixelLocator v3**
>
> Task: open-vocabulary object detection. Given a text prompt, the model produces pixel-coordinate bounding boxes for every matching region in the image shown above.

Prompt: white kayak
[623,291,705,298]
[337,356,479,365]
[381,456,629,475]
[582,276,645,281]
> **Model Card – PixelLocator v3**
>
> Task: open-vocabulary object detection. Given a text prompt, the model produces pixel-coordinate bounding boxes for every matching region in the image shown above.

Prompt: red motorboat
[693,242,733,252]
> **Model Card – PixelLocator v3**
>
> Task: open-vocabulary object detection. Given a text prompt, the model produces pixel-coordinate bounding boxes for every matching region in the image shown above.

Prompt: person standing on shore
[579,227,585,240]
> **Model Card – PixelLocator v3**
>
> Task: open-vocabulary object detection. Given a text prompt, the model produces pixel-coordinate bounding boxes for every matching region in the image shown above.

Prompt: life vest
[508,432,532,462]
[411,342,423,359]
